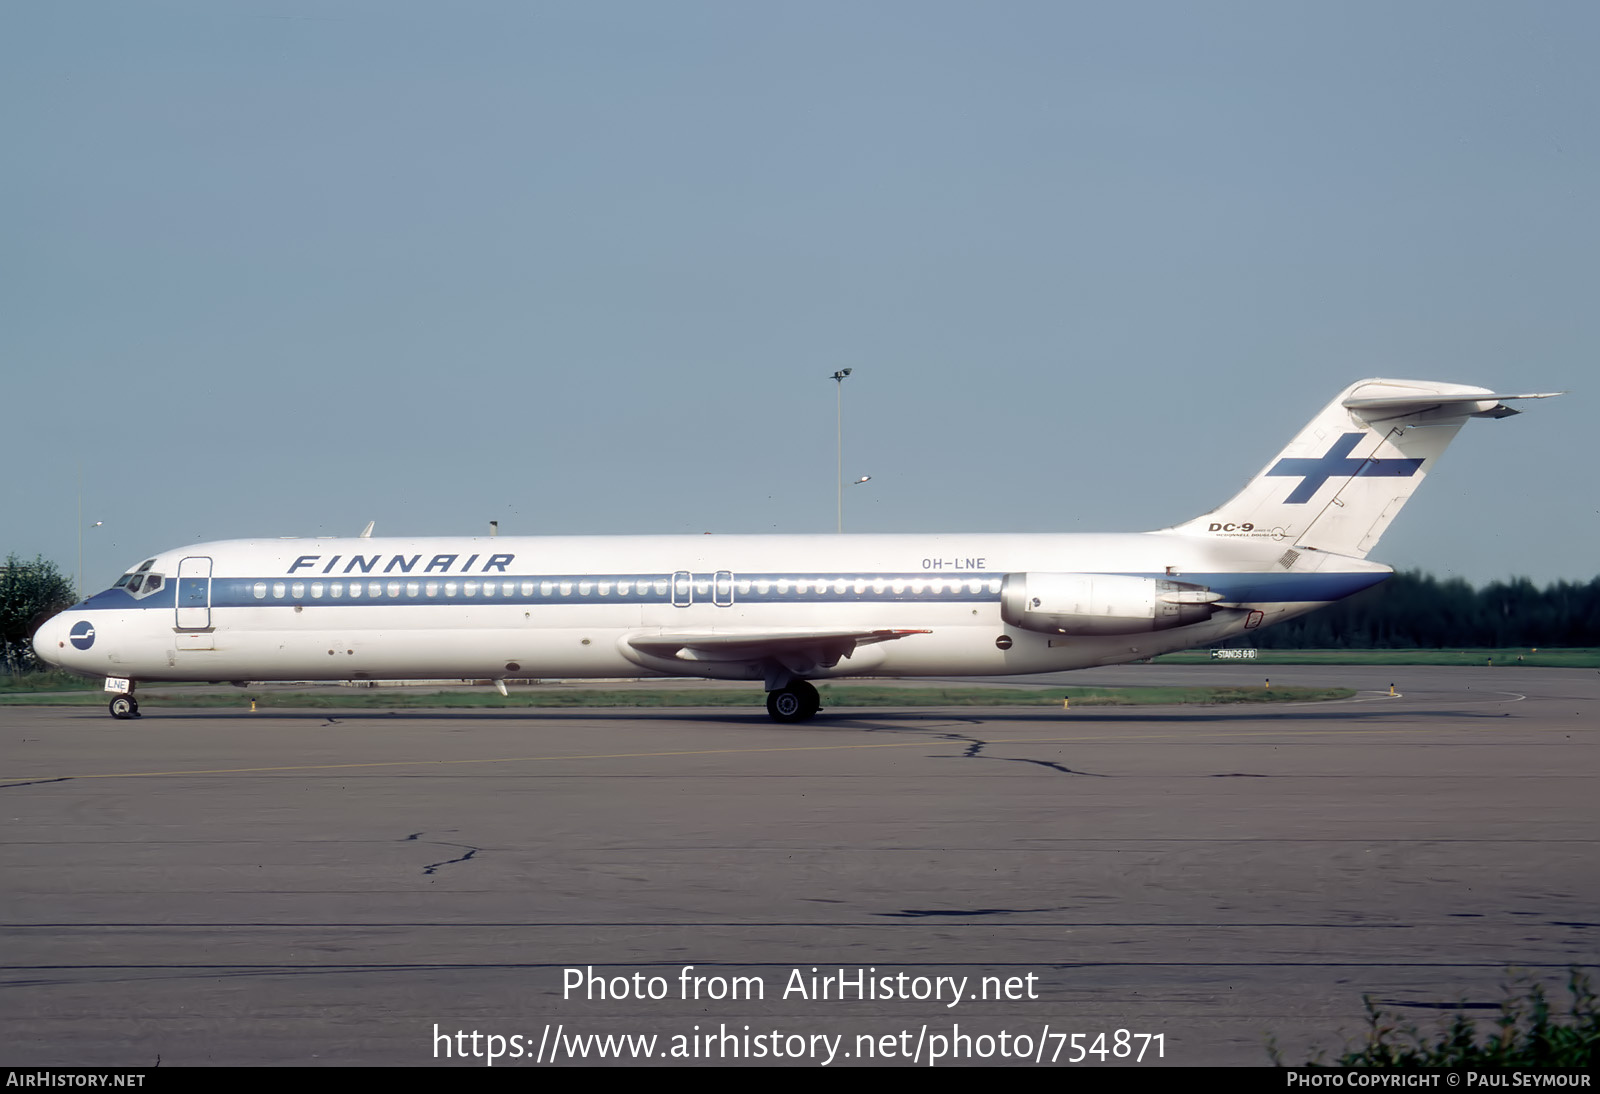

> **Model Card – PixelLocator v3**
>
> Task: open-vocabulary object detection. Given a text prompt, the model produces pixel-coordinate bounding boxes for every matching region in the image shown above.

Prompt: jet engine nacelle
[1000,573,1223,636]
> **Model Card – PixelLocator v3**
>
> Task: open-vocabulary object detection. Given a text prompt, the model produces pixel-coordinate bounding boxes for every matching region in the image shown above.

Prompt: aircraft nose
[32,614,69,669]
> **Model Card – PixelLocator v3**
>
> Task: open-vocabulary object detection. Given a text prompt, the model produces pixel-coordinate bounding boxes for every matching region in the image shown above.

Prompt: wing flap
[627,627,930,663]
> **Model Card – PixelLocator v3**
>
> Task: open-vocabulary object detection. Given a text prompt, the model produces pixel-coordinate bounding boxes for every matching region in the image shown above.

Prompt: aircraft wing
[626,627,930,664]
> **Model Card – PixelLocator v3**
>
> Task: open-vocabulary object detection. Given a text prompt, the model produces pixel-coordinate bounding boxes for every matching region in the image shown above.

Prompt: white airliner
[34,379,1560,722]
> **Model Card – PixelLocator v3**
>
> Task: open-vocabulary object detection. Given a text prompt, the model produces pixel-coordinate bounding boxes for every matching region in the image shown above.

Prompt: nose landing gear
[765,679,820,723]
[106,678,140,720]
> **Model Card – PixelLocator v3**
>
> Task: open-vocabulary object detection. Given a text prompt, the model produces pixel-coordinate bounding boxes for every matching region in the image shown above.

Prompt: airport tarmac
[1,665,1595,1067]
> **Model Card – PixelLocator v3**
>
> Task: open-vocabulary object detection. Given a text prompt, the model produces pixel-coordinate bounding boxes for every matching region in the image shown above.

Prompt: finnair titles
[34,379,1561,722]
[285,552,518,575]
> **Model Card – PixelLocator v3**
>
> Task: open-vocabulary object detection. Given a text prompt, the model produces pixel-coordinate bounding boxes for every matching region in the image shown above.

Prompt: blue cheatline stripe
[67,568,1388,612]
[209,572,1008,608]
[77,585,176,610]
[1160,570,1389,603]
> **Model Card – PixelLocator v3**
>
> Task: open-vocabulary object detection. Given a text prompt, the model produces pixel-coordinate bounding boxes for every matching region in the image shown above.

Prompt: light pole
[847,474,873,532]
[831,368,852,532]
[76,466,104,600]
[79,518,103,601]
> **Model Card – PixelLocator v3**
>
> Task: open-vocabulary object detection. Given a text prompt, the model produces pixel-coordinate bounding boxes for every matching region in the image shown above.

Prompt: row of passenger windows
[249,577,1004,601]
[255,580,539,600]
[733,577,1000,595]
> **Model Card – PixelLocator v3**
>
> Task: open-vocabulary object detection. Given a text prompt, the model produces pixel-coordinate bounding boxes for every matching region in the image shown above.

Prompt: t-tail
[1163,378,1563,558]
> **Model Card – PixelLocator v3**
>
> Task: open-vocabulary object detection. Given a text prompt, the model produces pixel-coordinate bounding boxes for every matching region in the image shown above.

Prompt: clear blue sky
[4,1,1594,591]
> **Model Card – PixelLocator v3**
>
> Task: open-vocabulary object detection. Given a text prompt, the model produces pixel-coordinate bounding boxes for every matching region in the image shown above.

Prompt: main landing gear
[765,680,820,723]
[108,694,140,720]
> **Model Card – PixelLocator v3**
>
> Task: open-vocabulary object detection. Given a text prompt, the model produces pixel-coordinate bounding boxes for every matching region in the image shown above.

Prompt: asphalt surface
[1,665,1595,1067]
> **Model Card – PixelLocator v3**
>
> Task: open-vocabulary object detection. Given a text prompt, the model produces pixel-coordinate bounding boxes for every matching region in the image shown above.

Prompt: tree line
[1238,571,1600,649]
[2,554,77,674]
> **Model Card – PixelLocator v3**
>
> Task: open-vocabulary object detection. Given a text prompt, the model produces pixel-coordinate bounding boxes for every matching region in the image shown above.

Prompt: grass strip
[1157,647,1597,667]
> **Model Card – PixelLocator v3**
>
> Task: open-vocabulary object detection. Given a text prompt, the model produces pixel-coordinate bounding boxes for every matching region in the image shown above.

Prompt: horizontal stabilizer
[1344,389,1564,422]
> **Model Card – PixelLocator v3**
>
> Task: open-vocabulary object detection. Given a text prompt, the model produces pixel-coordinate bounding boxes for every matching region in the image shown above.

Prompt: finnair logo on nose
[70,621,96,650]
[1266,433,1424,504]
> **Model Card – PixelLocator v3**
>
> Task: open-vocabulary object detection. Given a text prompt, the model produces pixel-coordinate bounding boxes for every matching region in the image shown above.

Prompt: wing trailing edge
[627,627,931,664]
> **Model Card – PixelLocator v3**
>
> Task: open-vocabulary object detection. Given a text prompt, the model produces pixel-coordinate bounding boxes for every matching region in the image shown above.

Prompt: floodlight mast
[831,368,852,532]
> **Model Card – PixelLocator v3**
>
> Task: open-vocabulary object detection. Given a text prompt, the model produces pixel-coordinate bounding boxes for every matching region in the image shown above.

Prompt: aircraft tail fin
[1162,378,1562,559]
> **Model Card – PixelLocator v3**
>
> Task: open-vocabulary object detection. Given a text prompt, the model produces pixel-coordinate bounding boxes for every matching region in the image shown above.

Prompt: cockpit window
[114,560,157,590]
[115,560,165,599]
[127,573,165,598]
